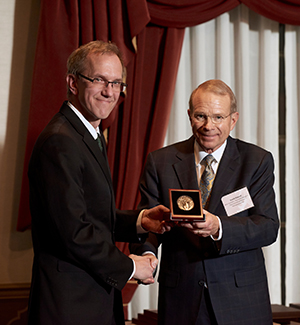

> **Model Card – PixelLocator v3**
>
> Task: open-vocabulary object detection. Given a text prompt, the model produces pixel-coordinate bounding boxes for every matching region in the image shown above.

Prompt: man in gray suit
[132,80,279,325]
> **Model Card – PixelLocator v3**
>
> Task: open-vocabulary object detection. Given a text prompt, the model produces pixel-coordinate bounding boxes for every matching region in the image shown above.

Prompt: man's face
[69,52,123,128]
[188,89,239,153]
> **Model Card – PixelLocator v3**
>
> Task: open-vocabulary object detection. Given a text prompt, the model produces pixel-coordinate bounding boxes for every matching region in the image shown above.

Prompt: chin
[97,112,111,120]
[200,142,216,153]
[100,108,115,120]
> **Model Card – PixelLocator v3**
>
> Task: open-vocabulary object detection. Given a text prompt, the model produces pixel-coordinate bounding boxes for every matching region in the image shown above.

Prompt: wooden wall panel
[0,283,29,325]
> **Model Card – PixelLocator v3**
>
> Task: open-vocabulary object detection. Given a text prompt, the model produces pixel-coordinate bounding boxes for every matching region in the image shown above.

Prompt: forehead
[192,89,231,113]
[84,52,123,76]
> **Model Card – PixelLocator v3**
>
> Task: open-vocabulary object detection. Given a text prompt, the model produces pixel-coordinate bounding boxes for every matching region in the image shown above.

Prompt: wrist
[140,209,148,231]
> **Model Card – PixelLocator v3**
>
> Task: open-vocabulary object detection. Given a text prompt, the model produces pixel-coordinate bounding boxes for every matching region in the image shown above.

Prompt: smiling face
[67,52,123,128]
[188,88,239,153]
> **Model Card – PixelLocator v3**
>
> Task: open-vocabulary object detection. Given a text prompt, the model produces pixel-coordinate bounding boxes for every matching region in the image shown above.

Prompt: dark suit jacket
[28,102,141,325]
[132,136,279,325]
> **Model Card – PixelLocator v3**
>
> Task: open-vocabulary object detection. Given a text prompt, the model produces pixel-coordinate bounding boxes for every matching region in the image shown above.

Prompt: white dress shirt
[194,139,227,241]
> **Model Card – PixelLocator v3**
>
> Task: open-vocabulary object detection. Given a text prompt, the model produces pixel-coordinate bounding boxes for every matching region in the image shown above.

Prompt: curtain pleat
[285,24,300,306]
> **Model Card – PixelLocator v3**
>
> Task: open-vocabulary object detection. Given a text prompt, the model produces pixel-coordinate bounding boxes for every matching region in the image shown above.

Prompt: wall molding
[0,283,30,325]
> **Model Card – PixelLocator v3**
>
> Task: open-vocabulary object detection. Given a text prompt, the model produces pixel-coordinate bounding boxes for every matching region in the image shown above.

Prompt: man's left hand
[180,209,220,238]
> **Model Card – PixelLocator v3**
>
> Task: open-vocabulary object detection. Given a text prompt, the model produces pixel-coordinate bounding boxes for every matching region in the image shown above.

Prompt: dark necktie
[200,155,216,208]
[96,133,104,152]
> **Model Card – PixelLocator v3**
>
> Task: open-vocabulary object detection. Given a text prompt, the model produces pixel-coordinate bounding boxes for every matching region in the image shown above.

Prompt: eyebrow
[94,74,123,82]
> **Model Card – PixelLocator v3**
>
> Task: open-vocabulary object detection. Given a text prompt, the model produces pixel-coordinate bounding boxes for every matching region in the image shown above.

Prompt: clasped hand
[129,253,158,284]
[180,209,220,238]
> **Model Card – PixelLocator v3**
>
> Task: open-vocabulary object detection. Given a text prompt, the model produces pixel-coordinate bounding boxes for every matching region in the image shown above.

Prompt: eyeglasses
[194,113,232,124]
[78,73,127,92]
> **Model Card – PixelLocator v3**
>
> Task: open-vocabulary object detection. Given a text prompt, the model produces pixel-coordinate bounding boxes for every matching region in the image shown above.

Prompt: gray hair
[189,79,237,113]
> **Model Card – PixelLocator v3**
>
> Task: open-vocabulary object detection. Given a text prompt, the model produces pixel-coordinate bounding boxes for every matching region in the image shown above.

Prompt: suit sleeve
[115,208,147,243]
[131,152,164,256]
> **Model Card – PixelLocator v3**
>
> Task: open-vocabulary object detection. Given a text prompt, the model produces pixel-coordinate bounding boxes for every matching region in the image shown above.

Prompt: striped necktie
[200,154,216,208]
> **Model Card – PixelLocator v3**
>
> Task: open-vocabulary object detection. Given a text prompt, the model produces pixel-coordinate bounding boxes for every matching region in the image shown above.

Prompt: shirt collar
[67,101,99,140]
[194,139,227,166]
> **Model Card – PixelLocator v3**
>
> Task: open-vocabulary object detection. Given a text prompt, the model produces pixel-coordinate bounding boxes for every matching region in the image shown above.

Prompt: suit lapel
[208,137,240,212]
[172,136,241,213]
[60,102,113,188]
[173,137,199,190]
[82,133,113,187]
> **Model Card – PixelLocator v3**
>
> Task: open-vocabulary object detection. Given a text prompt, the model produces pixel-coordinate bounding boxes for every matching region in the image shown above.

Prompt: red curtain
[17,0,150,231]
[242,0,300,25]
[107,25,188,208]
[17,0,300,318]
[145,0,300,27]
[147,0,240,27]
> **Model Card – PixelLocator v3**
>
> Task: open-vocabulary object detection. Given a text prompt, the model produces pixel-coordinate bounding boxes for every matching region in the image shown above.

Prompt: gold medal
[177,195,194,211]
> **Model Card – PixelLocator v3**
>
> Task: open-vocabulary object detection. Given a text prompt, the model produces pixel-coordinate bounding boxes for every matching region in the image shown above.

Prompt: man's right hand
[129,254,158,284]
[141,205,173,234]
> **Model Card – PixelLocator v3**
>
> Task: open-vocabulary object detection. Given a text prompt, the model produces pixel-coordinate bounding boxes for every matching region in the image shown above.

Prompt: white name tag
[221,187,254,217]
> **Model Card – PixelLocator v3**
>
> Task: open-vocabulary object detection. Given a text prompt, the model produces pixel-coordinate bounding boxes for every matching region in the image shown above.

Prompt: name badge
[221,187,254,217]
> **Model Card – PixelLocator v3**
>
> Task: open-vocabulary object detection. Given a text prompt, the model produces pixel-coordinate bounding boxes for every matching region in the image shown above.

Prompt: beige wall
[0,0,40,284]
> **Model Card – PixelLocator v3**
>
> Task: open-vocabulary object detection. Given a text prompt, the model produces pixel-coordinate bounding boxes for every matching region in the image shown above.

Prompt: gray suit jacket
[133,136,279,325]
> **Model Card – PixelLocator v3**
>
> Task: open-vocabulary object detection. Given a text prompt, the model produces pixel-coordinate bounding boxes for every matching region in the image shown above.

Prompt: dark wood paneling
[0,283,30,325]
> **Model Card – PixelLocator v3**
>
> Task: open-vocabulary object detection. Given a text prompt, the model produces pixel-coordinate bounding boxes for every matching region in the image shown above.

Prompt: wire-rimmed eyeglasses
[194,113,232,124]
[78,73,127,92]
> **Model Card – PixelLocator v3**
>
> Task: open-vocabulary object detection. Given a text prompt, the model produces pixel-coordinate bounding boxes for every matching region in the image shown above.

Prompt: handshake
[128,204,174,284]
[129,253,158,284]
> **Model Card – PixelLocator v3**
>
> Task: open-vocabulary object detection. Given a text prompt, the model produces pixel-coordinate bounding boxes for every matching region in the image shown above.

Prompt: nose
[102,83,114,96]
[203,116,214,129]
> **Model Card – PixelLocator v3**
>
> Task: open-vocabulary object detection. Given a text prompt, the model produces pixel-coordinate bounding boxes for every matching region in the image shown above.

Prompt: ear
[230,112,239,131]
[66,74,78,96]
[187,109,192,123]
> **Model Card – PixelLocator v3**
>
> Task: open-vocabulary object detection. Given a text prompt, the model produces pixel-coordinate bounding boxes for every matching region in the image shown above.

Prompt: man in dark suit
[27,40,170,325]
[132,80,279,324]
